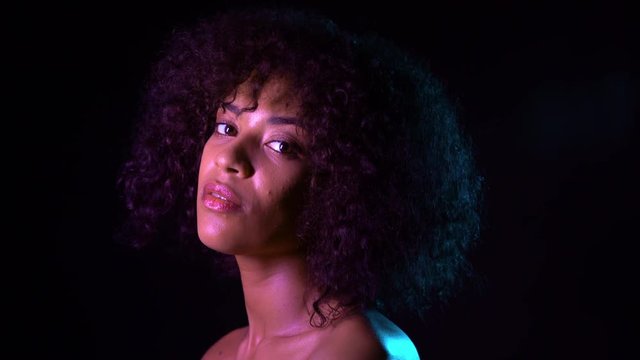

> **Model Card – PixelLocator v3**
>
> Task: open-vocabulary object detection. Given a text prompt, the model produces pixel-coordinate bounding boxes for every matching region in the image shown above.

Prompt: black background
[18,1,636,358]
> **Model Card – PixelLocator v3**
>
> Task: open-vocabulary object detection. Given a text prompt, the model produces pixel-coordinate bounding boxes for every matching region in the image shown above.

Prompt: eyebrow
[268,116,300,126]
[222,103,301,126]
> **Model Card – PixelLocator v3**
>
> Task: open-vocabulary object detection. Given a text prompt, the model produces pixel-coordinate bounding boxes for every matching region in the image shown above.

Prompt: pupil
[280,142,289,152]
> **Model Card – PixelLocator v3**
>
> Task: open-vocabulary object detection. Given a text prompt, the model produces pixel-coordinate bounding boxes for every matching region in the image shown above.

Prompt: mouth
[202,182,242,212]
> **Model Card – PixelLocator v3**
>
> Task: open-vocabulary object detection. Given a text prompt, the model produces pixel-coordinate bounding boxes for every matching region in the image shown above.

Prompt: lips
[202,182,242,212]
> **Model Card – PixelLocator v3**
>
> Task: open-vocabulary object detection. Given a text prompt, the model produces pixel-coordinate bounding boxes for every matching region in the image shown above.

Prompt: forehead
[222,76,302,115]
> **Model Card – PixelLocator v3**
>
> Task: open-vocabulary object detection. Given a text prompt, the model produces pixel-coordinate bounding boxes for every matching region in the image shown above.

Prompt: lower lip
[202,193,242,212]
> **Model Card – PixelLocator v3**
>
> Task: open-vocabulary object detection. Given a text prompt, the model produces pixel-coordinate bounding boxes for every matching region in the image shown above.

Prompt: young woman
[119,8,482,359]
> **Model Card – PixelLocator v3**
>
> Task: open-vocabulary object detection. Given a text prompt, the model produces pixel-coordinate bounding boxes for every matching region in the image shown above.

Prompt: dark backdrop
[19,1,636,359]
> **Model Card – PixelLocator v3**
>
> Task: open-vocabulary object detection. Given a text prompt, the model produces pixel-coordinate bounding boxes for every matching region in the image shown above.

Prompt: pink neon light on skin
[196,76,311,257]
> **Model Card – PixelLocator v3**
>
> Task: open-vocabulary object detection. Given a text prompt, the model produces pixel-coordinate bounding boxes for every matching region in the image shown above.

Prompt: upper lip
[203,181,242,206]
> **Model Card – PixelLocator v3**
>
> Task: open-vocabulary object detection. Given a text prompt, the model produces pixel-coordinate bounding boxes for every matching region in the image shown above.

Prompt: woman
[119,8,482,359]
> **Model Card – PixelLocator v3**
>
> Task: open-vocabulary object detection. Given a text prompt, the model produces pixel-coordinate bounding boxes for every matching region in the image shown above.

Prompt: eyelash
[212,122,302,157]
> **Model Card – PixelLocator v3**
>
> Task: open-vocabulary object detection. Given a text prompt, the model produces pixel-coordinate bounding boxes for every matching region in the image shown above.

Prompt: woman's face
[196,77,311,257]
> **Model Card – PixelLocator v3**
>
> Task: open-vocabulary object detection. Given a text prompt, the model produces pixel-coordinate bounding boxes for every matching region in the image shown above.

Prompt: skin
[197,76,388,360]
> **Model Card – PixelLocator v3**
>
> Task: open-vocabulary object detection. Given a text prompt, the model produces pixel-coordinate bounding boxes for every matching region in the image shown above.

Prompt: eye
[213,122,237,136]
[265,140,299,156]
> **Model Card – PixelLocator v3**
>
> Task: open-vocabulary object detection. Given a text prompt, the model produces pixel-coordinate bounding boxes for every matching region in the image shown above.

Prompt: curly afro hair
[118,8,483,327]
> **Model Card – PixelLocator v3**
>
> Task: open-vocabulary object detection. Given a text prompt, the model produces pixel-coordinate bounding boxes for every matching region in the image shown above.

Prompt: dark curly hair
[118,8,483,327]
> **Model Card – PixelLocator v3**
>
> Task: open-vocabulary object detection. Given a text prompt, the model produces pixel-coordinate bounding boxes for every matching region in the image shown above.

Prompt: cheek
[265,169,310,214]
[198,142,215,179]
[249,167,306,228]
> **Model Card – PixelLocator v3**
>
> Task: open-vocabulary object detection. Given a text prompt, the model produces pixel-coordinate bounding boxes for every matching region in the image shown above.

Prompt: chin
[198,229,231,253]
[196,225,247,255]
[197,208,235,251]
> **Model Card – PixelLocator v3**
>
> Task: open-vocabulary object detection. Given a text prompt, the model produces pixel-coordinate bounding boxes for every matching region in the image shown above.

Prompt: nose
[214,137,255,178]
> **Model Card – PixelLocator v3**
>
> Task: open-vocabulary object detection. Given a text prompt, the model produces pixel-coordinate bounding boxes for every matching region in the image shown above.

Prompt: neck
[235,252,318,344]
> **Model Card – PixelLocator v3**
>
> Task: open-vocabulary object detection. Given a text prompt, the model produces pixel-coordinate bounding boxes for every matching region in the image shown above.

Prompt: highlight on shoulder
[310,309,420,360]
[364,309,420,360]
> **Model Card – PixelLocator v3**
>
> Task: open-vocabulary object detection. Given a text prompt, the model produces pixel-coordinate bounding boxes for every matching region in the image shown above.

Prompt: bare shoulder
[201,326,247,360]
[310,312,388,360]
